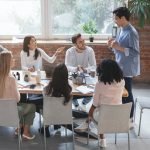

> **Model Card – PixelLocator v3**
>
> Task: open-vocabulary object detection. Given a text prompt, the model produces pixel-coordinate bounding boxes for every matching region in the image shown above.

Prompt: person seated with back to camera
[75,59,125,148]
[39,63,72,137]
[65,33,96,111]
[20,35,65,111]
[0,50,36,140]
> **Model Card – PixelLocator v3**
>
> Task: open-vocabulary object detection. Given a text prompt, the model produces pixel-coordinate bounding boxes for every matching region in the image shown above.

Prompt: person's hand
[110,41,124,51]
[28,66,35,72]
[77,65,87,73]
[55,46,65,56]
[107,38,115,48]
[87,116,92,123]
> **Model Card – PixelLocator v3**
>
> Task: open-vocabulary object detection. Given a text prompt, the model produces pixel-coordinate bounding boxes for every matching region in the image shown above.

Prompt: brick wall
[1,26,150,83]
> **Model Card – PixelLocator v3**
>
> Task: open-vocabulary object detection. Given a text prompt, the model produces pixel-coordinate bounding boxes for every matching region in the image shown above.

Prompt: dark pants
[122,77,134,118]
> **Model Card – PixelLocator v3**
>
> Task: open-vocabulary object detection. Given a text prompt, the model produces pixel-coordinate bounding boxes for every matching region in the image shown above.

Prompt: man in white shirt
[65,33,96,73]
[65,33,96,110]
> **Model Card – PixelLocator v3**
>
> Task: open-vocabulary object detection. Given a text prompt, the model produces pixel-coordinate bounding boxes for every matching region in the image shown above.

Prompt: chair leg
[72,123,75,150]
[18,127,21,150]
[128,132,130,150]
[138,109,143,136]
[39,112,42,132]
[65,125,67,136]
[44,125,47,150]
[115,133,117,144]
[133,98,137,122]
[87,122,90,145]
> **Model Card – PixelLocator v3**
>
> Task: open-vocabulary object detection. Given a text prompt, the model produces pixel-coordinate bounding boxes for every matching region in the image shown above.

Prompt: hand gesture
[28,66,35,72]
[55,46,65,56]
[107,38,115,48]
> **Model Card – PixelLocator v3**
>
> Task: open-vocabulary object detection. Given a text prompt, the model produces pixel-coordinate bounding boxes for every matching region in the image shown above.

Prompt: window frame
[0,0,127,40]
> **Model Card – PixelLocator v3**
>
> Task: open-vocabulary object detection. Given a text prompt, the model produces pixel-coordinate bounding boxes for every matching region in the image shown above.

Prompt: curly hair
[97,59,123,85]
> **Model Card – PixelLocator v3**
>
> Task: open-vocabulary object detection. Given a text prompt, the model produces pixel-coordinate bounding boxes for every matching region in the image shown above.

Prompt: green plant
[82,20,98,37]
[128,0,150,28]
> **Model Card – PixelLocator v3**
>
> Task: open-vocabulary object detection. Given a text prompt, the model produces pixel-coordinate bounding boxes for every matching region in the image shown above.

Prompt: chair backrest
[0,99,19,127]
[97,103,132,134]
[43,96,72,125]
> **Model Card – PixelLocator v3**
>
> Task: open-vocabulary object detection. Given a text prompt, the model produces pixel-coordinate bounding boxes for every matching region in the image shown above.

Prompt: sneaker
[99,138,107,148]
[74,121,88,132]
[78,105,87,112]
[129,122,135,129]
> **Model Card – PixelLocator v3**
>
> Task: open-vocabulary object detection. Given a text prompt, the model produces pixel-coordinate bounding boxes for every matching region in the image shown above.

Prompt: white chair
[134,97,150,136]
[0,99,21,150]
[87,103,132,150]
[43,96,74,150]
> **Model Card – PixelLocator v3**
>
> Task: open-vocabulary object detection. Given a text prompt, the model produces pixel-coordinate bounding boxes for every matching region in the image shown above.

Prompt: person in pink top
[75,59,125,148]
[0,50,36,140]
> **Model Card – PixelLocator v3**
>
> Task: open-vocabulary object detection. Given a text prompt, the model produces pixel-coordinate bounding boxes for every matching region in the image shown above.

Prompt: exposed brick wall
[1,26,150,83]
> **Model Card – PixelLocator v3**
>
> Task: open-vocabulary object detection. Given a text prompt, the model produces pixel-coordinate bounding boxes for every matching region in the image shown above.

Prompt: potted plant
[82,20,98,42]
[128,0,150,28]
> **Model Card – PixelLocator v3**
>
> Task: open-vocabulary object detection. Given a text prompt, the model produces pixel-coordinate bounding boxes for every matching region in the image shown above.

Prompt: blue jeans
[122,77,134,118]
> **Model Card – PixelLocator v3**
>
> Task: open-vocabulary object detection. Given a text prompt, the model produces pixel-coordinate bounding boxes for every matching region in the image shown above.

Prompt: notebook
[76,85,94,94]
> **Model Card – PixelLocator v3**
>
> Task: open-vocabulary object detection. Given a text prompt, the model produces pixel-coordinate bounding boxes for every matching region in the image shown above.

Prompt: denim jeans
[122,77,134,118]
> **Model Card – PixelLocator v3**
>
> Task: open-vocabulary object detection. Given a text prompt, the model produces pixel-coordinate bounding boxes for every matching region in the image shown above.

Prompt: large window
[0,0,41,39]
[0,0,125,40]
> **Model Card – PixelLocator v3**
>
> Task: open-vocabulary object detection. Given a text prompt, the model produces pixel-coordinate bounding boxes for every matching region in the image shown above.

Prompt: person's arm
[40,47,65,64]
[65,48,77,72]
[10,76,20,102]
[20,51,29,71]
[110,31,139,57]
[88,104,96,119]
[85,48,96,73]
[39,48,56,63]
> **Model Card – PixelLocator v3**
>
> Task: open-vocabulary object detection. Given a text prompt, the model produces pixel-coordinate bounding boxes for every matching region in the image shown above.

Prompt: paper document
[76,85,94,94]
[17,80,33,87]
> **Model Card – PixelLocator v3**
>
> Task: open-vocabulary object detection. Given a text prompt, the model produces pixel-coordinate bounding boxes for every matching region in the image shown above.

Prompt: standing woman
[21,35,65,71]
[0,50,36,140]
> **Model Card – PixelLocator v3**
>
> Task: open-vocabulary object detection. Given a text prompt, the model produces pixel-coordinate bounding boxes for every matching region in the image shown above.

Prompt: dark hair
[71,33,81,44]
[45,63,72,105]
[97,59,123,85]
[23,35,41,60]
[113,7,130,21]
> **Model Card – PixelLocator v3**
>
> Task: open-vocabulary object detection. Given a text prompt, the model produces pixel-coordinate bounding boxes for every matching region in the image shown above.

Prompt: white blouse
[20,48,56,71]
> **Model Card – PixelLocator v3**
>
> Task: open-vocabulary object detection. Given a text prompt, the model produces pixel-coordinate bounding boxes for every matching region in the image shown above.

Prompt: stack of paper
[76,85,94,94]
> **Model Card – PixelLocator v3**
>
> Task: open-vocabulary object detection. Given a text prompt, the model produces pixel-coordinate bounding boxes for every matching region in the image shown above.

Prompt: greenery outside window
[0,0,125,40]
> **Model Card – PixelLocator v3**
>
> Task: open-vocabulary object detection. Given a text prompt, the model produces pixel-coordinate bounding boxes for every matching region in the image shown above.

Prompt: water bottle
[36,69,41,84]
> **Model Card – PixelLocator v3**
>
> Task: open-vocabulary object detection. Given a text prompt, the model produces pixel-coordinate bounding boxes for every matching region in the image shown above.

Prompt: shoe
[99,138,107,148]
[129,122,135,129]
[14,127,24,136]
[54,125,61,130]
[78,105,87,112]
[22,134,35,140]
[74,121,88,132]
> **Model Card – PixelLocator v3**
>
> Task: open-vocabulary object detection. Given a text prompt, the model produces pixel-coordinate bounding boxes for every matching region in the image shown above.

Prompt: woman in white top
[0,50,36,140]
[20,35,65,71]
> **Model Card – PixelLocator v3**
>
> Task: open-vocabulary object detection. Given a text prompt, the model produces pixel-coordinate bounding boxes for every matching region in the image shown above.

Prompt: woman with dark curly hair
[75,59,125,148]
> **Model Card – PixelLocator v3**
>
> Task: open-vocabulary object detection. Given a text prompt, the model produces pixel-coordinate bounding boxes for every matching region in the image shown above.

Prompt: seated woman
[40,63,72,136]
[0,50,36,140]
[20,35,65,71]
[20,35,65,110]
[75,59,125,148]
